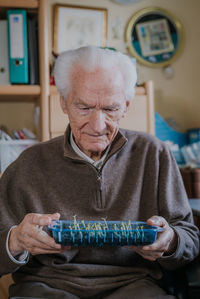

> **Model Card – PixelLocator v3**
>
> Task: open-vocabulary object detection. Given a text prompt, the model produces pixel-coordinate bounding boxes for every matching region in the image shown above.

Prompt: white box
[0,140,38,173]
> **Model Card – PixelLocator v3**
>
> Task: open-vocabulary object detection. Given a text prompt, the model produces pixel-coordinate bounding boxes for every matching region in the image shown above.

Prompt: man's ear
[60,97,68,114]
[122,101,130,118]
[126,101,130,110]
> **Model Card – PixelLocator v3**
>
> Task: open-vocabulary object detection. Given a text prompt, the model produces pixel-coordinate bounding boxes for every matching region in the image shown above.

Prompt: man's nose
[89,110,106,133]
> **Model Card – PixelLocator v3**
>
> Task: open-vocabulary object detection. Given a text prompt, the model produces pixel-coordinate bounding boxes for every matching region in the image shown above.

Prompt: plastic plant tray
[48,220,163,247]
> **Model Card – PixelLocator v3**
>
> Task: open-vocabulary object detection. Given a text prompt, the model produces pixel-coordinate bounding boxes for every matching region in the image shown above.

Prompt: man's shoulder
[8,135,65,170]
[38,135,64,149]
[1,135,65,181]
[119,128,162,144]
[119,128,167,151]
[22,135,64,157]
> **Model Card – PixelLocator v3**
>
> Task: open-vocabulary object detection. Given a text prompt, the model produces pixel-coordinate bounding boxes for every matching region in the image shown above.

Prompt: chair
[184,258,200,299]
[0,274,13,299]
[160,257,200,299]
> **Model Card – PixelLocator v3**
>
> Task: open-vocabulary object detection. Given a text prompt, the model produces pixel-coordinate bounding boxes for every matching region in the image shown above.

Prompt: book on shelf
[12,128,36,140]
[17,130,27,140]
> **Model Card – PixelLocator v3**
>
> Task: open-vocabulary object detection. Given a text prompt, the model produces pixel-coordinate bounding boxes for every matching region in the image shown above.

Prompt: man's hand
[8,213,69,256]
[128,216,178,261]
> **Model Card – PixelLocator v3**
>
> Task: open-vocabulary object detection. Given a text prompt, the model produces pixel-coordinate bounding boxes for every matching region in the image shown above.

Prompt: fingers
[126,216,177,261]
[23,233,61,254]
[18,229,72,255]
[21,214,62,254]
[128,245,164,261]
[27,227,61,249]
[142,232,171,252]
[145,216,173,251]
[29,213,60,226]
[147,216,167,228]
[139,251,163,261]
[142,235,172,255]
[27,240,71,255]
[9,213,62,256]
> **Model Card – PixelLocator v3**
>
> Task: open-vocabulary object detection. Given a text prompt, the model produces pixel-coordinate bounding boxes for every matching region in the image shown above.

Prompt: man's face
[61,67,129,160]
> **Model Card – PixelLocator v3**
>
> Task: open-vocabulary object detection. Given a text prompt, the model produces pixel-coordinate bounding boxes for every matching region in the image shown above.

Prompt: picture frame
[125,7,184,67]
[53,4,107,55]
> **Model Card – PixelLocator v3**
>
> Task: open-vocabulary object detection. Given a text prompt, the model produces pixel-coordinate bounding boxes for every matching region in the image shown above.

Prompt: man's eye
[80,107,90,111]
[104,108,118,112]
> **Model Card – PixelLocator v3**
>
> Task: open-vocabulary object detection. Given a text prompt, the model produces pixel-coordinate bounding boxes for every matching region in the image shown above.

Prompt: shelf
[0,0,38,8]
[0,85,40,101]
[0,85,40,95]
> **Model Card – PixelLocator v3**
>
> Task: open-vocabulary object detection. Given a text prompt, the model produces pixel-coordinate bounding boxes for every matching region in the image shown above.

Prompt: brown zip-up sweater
[0,127,199,297]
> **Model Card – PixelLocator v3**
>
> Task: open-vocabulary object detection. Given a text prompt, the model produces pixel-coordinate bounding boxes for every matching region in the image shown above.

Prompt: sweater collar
[70,131,111,169]
[63,125,128,162]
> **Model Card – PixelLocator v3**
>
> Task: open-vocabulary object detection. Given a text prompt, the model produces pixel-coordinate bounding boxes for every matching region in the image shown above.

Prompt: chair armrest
[0,274,13,299]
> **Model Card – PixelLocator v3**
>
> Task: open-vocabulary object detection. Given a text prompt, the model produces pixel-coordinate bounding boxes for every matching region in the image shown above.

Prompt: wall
[48,0,200,132]
[0,102,36,133]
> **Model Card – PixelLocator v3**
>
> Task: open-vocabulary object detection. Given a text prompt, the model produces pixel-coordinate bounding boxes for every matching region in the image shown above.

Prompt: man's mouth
[86,133,106,137]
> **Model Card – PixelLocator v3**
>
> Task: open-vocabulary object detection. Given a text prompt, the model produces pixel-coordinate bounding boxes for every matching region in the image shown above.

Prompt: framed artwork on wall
[53,4,107,55]
[125,7,184,67]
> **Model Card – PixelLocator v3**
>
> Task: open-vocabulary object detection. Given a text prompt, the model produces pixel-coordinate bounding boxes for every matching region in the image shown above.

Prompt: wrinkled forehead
[70,65,125,94]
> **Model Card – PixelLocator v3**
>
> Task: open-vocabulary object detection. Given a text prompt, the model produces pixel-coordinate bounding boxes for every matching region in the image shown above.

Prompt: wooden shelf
[0,0,38,8]
[0,85,40,96]
[0,85,41,101]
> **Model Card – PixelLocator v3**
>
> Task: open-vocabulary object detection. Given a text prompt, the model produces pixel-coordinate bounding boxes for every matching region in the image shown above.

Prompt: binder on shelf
[27,16,39,84]
[7,10,29,84]
[0,20,10,85]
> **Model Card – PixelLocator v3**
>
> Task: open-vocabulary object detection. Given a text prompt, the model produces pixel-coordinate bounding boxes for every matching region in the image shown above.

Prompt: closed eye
[80,107,90,110]
[104,108,119,112]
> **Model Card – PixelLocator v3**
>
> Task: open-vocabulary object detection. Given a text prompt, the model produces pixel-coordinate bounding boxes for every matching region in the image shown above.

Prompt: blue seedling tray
[48,220,163,247]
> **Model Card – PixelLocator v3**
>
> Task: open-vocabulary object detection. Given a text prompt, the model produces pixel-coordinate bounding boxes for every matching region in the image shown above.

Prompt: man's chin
[83,142,108,154]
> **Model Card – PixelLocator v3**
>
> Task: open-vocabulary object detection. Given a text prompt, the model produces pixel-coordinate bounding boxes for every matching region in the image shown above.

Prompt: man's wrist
[6,226,29,265]
[8,226,24,257]
[166,228,178,255]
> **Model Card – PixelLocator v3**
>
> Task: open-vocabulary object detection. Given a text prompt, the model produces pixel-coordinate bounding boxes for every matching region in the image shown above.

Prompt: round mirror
[125,7,184,67]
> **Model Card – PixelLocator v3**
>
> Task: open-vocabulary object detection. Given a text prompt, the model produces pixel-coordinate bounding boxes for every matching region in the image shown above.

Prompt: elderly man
[0,46,199,299]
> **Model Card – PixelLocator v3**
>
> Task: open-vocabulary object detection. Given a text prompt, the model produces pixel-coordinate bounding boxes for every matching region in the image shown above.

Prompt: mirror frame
[125,7,184,67]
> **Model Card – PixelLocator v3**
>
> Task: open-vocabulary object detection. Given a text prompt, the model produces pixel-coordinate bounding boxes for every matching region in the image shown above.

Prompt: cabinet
[0,0,49,141]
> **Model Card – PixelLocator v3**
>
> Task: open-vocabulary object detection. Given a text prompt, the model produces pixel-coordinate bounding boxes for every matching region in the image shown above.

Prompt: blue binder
[7,10,29,84]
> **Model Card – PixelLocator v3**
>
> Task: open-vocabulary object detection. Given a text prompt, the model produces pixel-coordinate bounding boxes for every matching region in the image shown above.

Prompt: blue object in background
[155,113,200,167]
[187,128,200,144]
[171,149,185,166]
[155,112,187,147]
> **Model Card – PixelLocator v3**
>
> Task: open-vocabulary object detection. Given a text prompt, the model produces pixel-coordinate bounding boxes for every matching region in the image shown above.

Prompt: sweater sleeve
[0,163,27,275]
[157,145,199,270]
[6,226,29,264]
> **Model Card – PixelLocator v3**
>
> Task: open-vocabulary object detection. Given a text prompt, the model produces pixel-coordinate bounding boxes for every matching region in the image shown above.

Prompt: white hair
[54,46,137,102]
